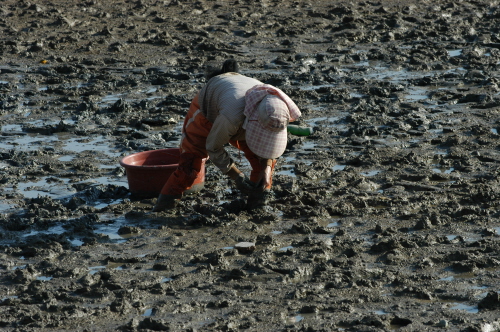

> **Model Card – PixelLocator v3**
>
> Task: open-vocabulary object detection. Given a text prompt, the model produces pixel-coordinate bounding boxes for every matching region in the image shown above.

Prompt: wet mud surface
[1,0,500,331]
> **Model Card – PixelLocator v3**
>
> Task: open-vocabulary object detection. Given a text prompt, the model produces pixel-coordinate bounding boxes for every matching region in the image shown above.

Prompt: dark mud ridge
[1,0,500,331]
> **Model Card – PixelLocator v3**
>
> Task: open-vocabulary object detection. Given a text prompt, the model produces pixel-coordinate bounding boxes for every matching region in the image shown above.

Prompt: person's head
[205,59,239,80]
[245,94,290,159]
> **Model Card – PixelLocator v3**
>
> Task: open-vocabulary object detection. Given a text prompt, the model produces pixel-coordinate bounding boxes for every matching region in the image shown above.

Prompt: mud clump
[1,0,500,331]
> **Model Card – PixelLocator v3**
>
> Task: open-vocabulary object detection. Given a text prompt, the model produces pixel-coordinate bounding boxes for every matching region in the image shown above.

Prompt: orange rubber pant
[160,94,276,196]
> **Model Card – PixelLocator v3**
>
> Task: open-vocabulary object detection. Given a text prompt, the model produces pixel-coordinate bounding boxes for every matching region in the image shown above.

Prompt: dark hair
[206,59,239,80]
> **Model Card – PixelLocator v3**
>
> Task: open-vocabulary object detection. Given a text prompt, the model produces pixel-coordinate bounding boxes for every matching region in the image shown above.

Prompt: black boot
[152,194,182,212]
[246,190,272,210]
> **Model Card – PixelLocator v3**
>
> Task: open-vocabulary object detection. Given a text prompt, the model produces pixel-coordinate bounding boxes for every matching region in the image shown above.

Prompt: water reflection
[450,303,478,313]
[448,49,462,57]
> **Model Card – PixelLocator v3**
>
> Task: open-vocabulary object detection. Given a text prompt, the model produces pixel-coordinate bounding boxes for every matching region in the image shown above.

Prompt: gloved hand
[255,159,274,192]
[235,173,255,193]
[226,165,255,194]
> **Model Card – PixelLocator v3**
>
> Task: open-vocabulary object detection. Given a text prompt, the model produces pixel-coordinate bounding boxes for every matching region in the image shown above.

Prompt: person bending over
[153,60,301,212]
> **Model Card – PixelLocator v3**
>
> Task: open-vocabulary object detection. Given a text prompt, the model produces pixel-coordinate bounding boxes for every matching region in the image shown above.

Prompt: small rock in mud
[234,242,256,254]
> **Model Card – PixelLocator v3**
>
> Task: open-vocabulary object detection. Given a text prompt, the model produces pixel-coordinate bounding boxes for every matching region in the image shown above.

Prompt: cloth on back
[199,73,262,173]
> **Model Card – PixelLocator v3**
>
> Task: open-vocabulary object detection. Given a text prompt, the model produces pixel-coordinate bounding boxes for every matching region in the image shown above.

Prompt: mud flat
[1,0,500,331]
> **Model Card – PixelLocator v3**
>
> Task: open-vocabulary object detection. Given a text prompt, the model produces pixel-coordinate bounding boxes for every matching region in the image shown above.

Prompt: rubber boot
[152,194,182,212]
[246,190,272,210]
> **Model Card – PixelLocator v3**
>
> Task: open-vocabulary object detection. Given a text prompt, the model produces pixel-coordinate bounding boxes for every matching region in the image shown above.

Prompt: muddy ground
[0,0,500,331]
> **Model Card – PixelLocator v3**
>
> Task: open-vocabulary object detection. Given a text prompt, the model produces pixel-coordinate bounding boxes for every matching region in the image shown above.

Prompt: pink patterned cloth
[244,84,301,121]
[243,84,301,159]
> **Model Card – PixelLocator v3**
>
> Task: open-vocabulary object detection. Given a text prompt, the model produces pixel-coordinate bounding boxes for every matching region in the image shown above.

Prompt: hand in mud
[235,173,255,194]
[227,165,255,194]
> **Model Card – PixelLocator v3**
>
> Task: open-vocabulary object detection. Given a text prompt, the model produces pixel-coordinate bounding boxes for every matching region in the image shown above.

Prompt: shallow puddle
[435,149,449,156]
[374,310,387,315]
[360,170,382,177]
[14,175,126,203]
[301,141,317,150]
[449,303,478,313]
[70,239,84,246]
[62,136,122,157]
[279,246,294,252]
[11,264,27,271]
[0,202,17,212]
[405,86,430,102]
[94,216,130,243]
[288,312,318,324]
[36,276,53,281]
[2,124,23,132]
[58,155,75,162]
[298,84,336,91]
[432,166,454,174]
[276,165,296,177]
[22,225,66,238]
[439,271,477,281]
[0,134,59,151]
[362,62,414,83]
[142,308,154,317]
[446,235,457,241]
[332,165,346,171]
[108,263,125,271]
[93,197,125,209]
[88,262,128,275]
[305,116,340,127]
[281,155,313,166]
[417,298,479,314]
[448,49,463,57]
[1,295,19,302]
[0,132,122,164]
[101,93,124,105]
[470,285,488,290]
[195,318,217,329]
[16,177,74,199]
[19,216,132,247]
[88,265,107,275]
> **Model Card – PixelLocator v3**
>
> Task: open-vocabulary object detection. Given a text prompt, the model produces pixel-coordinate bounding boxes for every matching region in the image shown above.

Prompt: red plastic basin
[119,148,205,198]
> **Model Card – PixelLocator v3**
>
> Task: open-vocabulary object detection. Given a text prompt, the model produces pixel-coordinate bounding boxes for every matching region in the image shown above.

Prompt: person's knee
[179,153,203,174]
